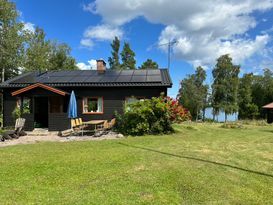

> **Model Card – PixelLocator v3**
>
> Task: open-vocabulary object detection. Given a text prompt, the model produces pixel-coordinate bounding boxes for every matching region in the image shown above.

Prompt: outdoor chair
[70,118,88,136]
[97,120,109,131]
[1,118,26,141]
[108,118,116,129]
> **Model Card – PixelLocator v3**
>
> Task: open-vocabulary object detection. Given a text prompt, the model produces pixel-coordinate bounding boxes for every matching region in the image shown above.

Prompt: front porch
[11,83,71,131]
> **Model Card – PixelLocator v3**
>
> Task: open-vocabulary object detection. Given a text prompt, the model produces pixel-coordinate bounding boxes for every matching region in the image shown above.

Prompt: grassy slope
[0,123,273,204]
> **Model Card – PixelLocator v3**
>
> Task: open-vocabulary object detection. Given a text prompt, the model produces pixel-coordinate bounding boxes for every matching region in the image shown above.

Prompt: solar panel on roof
[147,70,160,75]
[84,76,102,82]
[103,70,121,76]
[120,70,134,75]
[115,75,132,82]
[100,76,118,82]
[47,72,65,77]
[78,70,95,76]
[146,75,162,82]
[39,76,62,83]
[69,76,90,83]
[59,76,75,83]
[133,70,147,76]
[130,76,147,82]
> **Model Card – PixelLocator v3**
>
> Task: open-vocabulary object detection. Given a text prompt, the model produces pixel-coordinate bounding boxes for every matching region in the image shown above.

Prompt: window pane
[88,98,98,112]
[83,97,103,113]
[97,97,102,112]
[23,97,31,114]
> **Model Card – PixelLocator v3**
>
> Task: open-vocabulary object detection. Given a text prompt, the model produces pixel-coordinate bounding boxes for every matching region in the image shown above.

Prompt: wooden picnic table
[83,120,106,131]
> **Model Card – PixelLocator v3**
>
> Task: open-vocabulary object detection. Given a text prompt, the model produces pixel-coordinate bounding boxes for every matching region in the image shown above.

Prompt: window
[83,97,103,114]
[16,97,31,114]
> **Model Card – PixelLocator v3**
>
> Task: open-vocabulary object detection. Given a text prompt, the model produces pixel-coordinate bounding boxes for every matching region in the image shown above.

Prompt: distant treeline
[178,54,272,121]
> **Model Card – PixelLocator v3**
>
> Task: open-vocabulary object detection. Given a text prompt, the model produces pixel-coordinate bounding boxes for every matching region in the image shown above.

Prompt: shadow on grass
[118,142,273,179]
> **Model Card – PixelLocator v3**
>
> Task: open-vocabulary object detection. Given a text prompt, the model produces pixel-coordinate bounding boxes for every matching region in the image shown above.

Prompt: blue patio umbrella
[68,90,77,119]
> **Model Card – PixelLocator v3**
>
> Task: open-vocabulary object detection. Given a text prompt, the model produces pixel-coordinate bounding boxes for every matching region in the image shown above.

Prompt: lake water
[204,107,238,122]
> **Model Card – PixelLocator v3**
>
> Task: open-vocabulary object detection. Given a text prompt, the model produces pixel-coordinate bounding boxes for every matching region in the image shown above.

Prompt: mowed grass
[1,123,273,204]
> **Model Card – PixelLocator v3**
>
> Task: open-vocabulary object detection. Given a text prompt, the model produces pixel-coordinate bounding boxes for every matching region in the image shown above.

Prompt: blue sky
[15,0,273,97]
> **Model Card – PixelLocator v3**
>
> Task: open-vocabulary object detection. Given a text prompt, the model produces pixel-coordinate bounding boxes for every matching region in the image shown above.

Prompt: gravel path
[0,132,123,148]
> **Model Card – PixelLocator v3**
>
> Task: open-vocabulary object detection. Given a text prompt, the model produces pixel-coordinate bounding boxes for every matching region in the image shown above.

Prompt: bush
[221,122,244,129]
[165,97,191,122]
[115,96,190,136]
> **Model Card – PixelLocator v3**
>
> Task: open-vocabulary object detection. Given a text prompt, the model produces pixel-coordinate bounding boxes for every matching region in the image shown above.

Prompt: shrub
[165,97,191,122]
[12,107,21,120]
[115,96,190,136]
[221,122,244,129]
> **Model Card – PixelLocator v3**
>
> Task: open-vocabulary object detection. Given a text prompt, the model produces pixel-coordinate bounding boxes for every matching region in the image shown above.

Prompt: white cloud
[80,38,94,48]
[23,22,35,33]
[77,59,97,70]
[80,24,123,48]
[85,0,273,67]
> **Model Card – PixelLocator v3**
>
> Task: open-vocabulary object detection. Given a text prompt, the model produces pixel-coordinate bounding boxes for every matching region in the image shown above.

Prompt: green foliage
[115,96,190,136]
[178,66,208,120]
[212,54,240,121]
[11,98,30,120]
[238,73,259,119]
[251,69,273,118]
[0,0,26,81]
[120,42,136,69]
[139,59,159,69]
[49,42,77,70]
[23,27,77,72]
[115,97,173,135]
[11,106,21,120]
[108,36,121,70]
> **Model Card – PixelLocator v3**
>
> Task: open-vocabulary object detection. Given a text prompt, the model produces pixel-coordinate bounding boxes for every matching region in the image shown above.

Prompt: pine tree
[121,42,136,69]
[108,36,120,69]
[139,59,158,69]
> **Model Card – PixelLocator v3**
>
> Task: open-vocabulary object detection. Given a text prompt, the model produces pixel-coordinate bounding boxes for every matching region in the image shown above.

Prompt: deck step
[26,129,58,136]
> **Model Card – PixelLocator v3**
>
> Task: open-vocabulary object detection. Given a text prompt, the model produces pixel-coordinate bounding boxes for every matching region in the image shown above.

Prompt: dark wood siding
[2,86,167,131]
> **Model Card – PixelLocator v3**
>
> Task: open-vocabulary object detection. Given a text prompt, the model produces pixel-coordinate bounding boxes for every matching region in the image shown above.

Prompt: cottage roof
[0,69,172,88]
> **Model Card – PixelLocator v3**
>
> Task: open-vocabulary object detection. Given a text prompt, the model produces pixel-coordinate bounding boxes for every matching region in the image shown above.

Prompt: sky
[15,0,273,98]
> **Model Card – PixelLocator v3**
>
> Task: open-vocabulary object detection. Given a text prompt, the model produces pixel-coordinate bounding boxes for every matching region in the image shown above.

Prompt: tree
[251,69,273,118]
[108,36,120,70]
[139,59,158,69]
[0,0,26,81]
[121,42,136,69]
[23,27,77,72]
[49,42,77,70]
[212,54,240,122]
[23,27,52,72]
[178,66,208,120]
[195,66,209,120]
[238,73,259,119]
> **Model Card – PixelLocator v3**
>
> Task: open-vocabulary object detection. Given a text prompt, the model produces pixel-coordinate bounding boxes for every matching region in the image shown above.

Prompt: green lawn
[1,123,273,204]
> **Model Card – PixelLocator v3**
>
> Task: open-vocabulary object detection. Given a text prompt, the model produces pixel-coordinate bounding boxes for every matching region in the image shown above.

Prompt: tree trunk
[202,107,206,121]
[196,107,198,122]
[225,112,227,122]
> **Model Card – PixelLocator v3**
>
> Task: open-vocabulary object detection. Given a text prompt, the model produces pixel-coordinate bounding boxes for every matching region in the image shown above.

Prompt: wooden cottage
[0,60,172,131]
